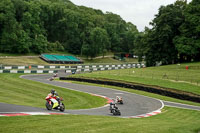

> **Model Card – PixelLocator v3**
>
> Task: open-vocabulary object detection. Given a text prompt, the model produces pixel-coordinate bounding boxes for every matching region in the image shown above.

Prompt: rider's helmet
[55,92,58,96]
[51,89,55,95]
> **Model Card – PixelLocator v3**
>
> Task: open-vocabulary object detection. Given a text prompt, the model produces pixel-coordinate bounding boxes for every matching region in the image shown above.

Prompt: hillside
[0,0,138,59]
[0,55,138,65]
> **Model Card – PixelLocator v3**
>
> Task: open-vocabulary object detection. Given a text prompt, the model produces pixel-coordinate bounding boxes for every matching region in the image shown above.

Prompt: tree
[137,0,187,66]
[21,1,48,53]
[104,12,127,52]
[0,0,140,55]
[173,0,200,62]
[0,0,30,53]
[81,43,90,59]
[121,22,138,53]
[134,29,148,63]
[87,27,110,59]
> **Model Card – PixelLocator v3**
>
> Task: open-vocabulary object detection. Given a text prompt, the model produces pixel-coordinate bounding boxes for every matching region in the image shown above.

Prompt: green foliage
[1,0,199,65]
[0,0,139,57]
[135,0,200,66]
[72,62,200,96]
[88,27,110,58]
[173,0,200,62]
[147,1,186,66]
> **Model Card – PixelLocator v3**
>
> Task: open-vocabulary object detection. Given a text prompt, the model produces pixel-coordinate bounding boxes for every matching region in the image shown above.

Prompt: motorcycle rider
[48,89,60,108]
[49,89,56,96]
[109,101,116,113]
[49,73,58,81]
[53,73,58,78]
[109,100,121,115]
[116,96,122,102]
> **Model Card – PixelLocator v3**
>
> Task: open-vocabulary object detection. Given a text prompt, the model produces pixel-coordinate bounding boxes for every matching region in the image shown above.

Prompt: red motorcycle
[116,96,123,104]
[45,94,65,112]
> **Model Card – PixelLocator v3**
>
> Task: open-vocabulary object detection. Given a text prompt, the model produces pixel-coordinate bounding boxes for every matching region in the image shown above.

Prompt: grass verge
[71,62,200,96]
[0,54,138,65]
[0,74,107,109]
[83,57,138,64]
[60,80,200,106]
[0,56,49,65]
[0,107,200,133]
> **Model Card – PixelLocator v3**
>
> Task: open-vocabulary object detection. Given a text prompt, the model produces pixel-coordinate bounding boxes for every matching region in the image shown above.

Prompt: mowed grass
[0,74,107,109]
[72,62,200,95]
[64,80,200,106]
[0,107,200,133]
[84,57,138,64]
[0,56,49,65]
[0,69,200,133]
[0,53,138,65]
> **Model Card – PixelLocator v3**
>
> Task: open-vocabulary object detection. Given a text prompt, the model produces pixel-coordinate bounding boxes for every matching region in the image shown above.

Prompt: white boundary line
[64,78,199,111]
[164,101,200,111]
[20,75,112,111]
[0,112,67,117]
[164,105,200,111]
[164,100,200,108]
[23,74,197,111]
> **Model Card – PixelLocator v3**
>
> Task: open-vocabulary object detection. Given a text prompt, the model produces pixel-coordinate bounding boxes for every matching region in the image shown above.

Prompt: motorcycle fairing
[50,98,59,108]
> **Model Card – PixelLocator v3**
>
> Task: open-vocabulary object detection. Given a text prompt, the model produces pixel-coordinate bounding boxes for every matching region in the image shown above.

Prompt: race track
[22,74,164,117]
[1,73,199,117]
[0,73,164,117]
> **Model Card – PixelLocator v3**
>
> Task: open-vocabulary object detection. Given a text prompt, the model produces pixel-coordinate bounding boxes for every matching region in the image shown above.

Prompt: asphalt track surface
[1,73,199,117]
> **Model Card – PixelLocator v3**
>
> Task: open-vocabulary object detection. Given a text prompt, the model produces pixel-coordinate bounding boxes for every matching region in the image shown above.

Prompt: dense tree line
[134,0,200,66]
[1,0,199,64]
[0,0,138,58]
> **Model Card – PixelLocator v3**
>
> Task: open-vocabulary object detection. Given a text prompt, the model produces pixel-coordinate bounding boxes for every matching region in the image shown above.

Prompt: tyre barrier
[60,77,200,103]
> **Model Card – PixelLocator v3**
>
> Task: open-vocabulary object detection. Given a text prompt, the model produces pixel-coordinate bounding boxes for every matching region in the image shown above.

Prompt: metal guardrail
[0,63,145,70]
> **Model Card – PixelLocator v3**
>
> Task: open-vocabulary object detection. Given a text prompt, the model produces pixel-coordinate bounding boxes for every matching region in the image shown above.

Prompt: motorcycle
[53,73,58,77]
[110,103,121,116]
[49,73,58,81]
[116,96,123,104]
[45,94,65,112]
[49,77,54,81]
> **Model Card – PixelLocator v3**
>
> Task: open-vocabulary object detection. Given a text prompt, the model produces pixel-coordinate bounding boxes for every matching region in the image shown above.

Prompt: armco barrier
[0,65,73,70]
[0,63,145,70]
[0,63,145,73]
[0,70,59,74]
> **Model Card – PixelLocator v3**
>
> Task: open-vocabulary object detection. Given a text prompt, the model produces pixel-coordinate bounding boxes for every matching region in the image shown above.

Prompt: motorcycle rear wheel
[113,109,121,116]
[117,111,121,116]
[60,103,65,112]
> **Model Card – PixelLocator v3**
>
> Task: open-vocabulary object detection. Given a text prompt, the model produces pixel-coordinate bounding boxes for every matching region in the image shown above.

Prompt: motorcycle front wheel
[46,101,52,110]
